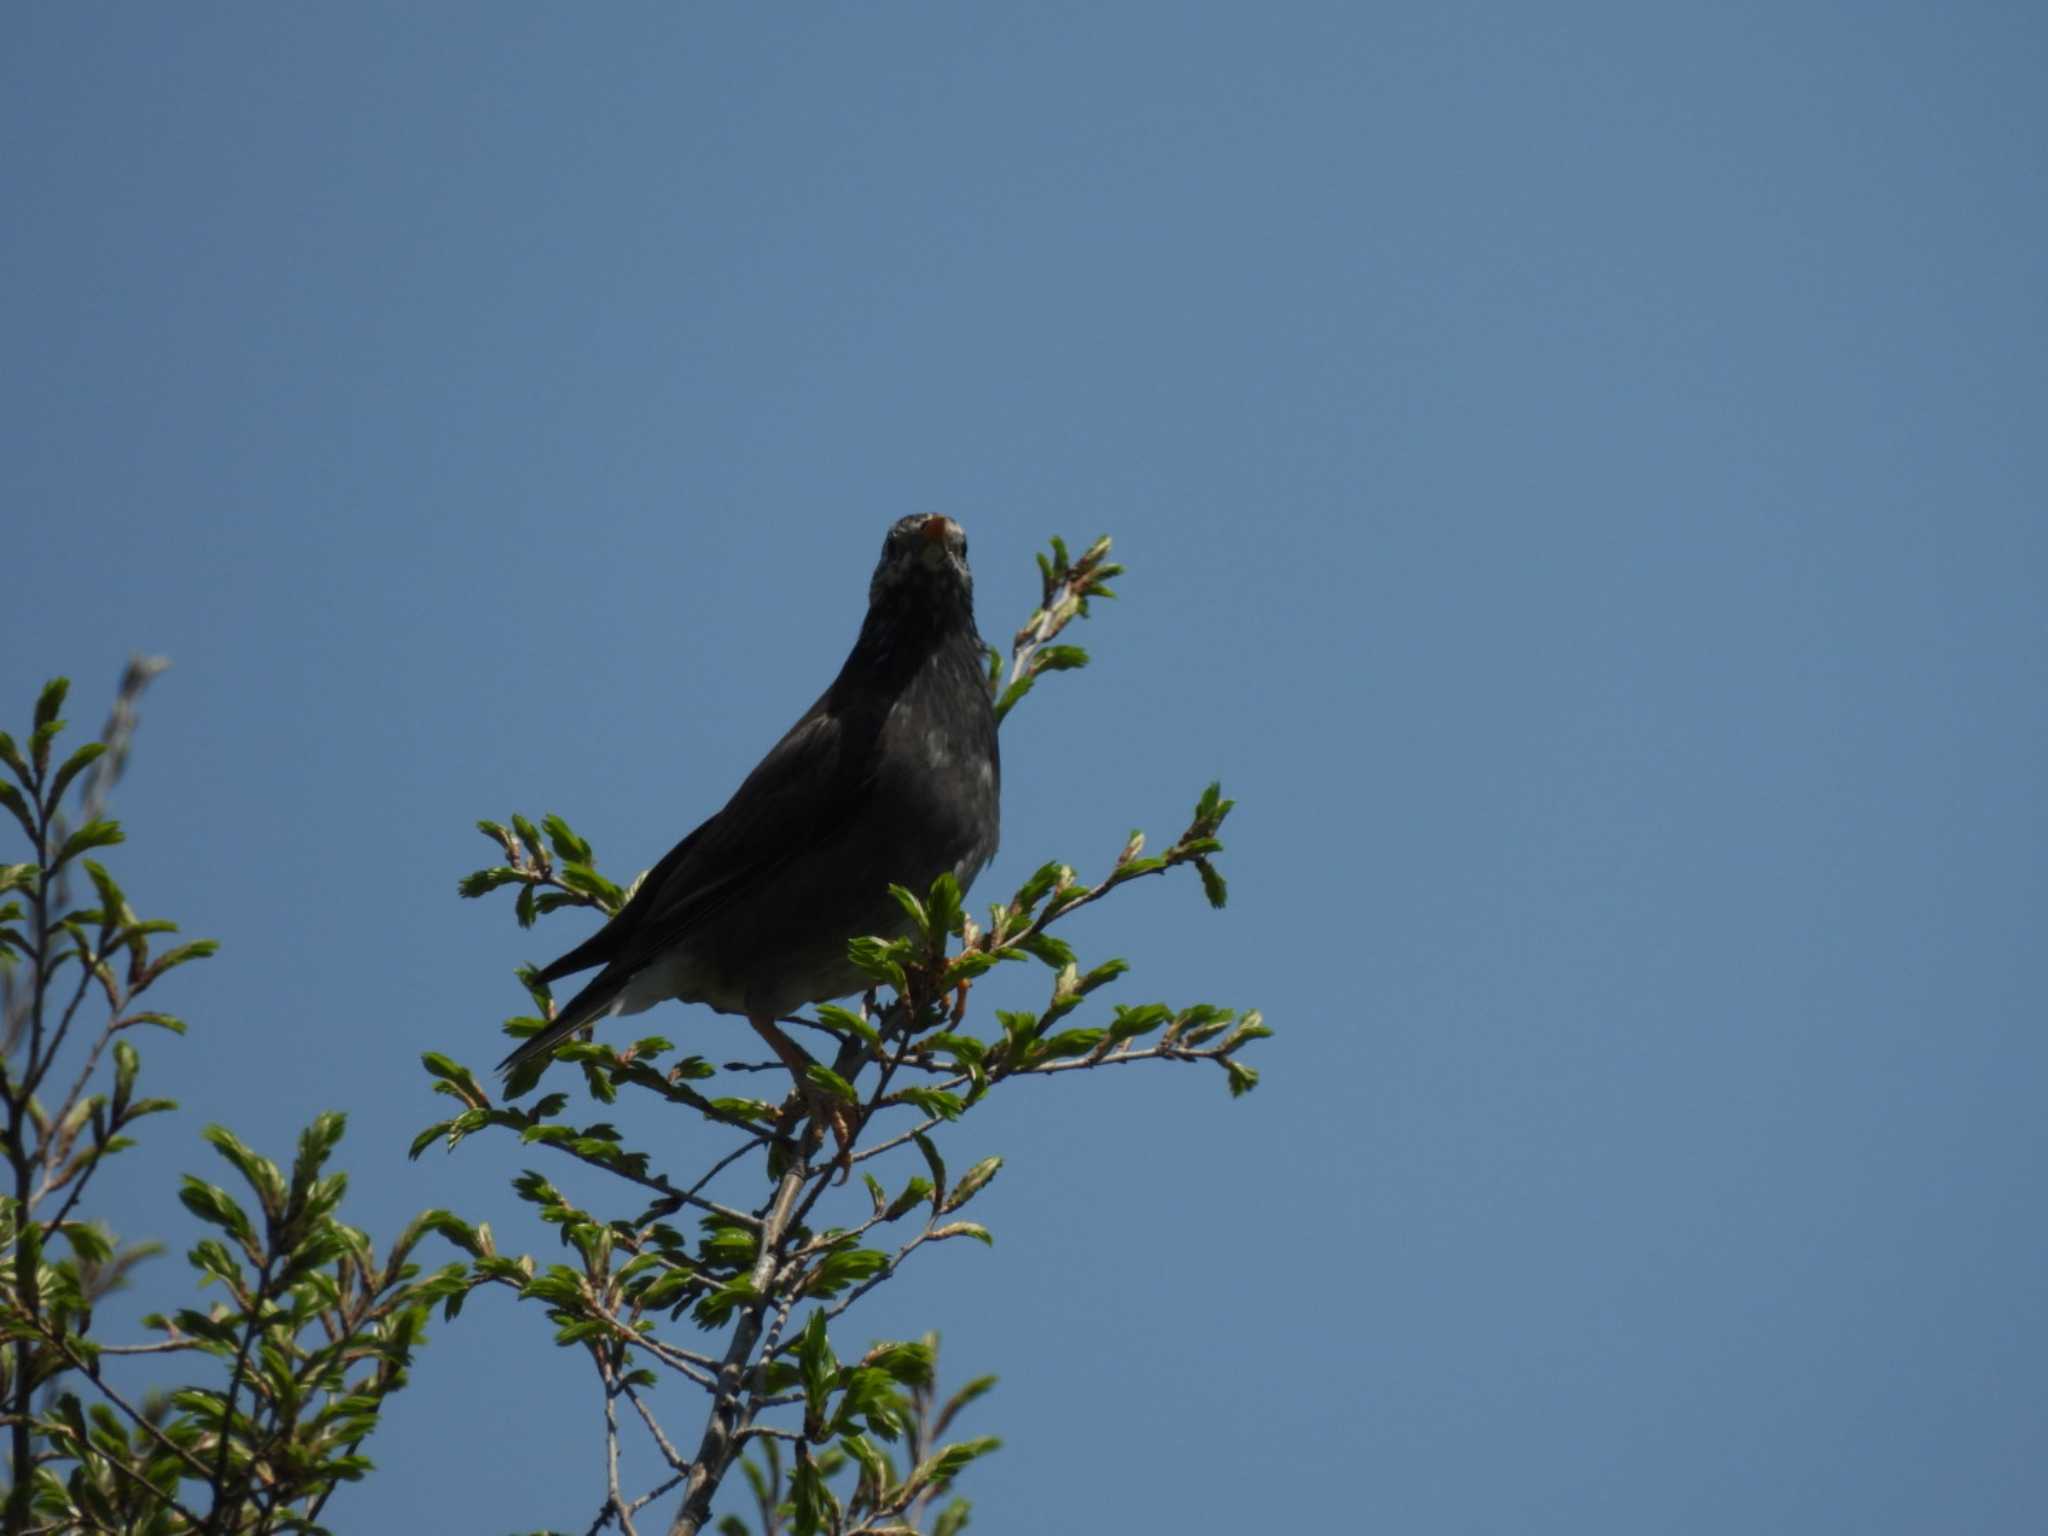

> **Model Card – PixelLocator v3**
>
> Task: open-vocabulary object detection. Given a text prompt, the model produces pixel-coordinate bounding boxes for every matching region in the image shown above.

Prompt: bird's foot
[751,1014,859,1178]
[796,1083,859,1182]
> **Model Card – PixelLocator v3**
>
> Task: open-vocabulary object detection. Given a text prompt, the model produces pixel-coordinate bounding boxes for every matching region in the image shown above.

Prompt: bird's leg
[749,1014,857,1163]
[748,1014,817,1078]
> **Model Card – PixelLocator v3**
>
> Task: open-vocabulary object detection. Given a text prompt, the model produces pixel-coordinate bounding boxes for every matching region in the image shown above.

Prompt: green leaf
[178,1178,255,1245]
[292,1110,347,1196]
[913,1132,947,1211]
[699,1220,759,1269]
[510,813,544,856]
[941,1156,1001,1214]
[1219,1010,1273,1052]
[882,1177,933,1222]
[847,935,910,989]
[992,675,1034,724]
[556,861,622,908]
[540,813,591,863]
[886,883,929,938]
[1080,958,1131,994]
[56,1222,114,1266]
[0,732,26,785]
[1108,1002,1172,1042]
[929,1222,992,1247]
[457,866,526,899]
[1035,1028,1105,1061]
[0,782,39,842]
[805,1246,889,1297]
[862,1339,935,1387]
[789,1449,838,1536]
[204,1125,285,1220]
[805,1064,857,1104]
[797,1309,837,1429]
[29,723,65,778]
[1011,862,1066,911]
[1031,643,1089,673]
[692,1275,760,1328]
[944,948,1002,983]
[143,938,218,983]
[816,1002,879,1047]
[841,1431,894,1501]
[834,1365,914,1440]
[52,819,123,869]
[906,1436,1002,1497]
[1195,856,1228,909]
[421,1053,490,1111]
[936,1374,998,1434]
[80,856,123,909]
[890,1087,963,1122]
[924,872,964,940]
[34,677,70,732]
[111,1039,139,1115]
[476,818,517,855]
[1015,932,1075,969]
[1225,1059,1260,1097]
[45,739,106,812]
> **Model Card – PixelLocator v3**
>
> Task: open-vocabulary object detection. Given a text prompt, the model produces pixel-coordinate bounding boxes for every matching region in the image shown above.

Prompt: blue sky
[5,3,2045,1531]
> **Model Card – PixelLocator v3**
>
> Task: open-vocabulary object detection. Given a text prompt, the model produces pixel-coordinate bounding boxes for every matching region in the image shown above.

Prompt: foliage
[0,666,463,1533]
[427,534,1270,1534]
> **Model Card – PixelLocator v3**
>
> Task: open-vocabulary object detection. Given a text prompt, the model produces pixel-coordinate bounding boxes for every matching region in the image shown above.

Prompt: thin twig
[88,1338,203,1357]
[845,1117,945,1168]
[615,1329,719,1392]
[204,1247,279,1531]
[625,1472,687,1518]
[623,1382,690,1474]
[38,1332,215,1483]
[545,1141,763,1231]
[593,1351,641,1536]
[25,937,107,1112]
[63,1431,209,1530]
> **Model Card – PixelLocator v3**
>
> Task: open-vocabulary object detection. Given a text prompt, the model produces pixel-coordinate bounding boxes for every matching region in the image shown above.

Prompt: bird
[500,514,1001,1106]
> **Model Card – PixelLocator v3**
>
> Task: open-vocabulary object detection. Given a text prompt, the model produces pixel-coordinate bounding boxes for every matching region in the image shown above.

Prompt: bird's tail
[497,967,632,1079]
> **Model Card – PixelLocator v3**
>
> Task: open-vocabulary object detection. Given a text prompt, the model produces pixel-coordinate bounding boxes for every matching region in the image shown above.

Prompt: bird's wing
[503,695,876,1076]
[529,817,710,986]
[613,693,877,971]
[546,690,880,987]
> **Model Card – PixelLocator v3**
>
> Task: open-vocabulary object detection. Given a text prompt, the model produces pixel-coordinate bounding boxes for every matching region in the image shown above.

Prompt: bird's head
[869,514,976,623]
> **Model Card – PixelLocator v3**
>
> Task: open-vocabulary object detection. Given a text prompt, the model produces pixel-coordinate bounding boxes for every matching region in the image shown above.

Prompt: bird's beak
[919,516,954,565]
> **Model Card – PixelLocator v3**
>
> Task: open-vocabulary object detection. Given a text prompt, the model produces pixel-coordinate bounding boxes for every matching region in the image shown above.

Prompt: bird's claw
[781,1079,858,1181]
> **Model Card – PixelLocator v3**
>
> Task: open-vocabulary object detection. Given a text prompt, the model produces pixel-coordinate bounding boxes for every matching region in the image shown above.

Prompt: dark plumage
[501,514,1000,1081]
